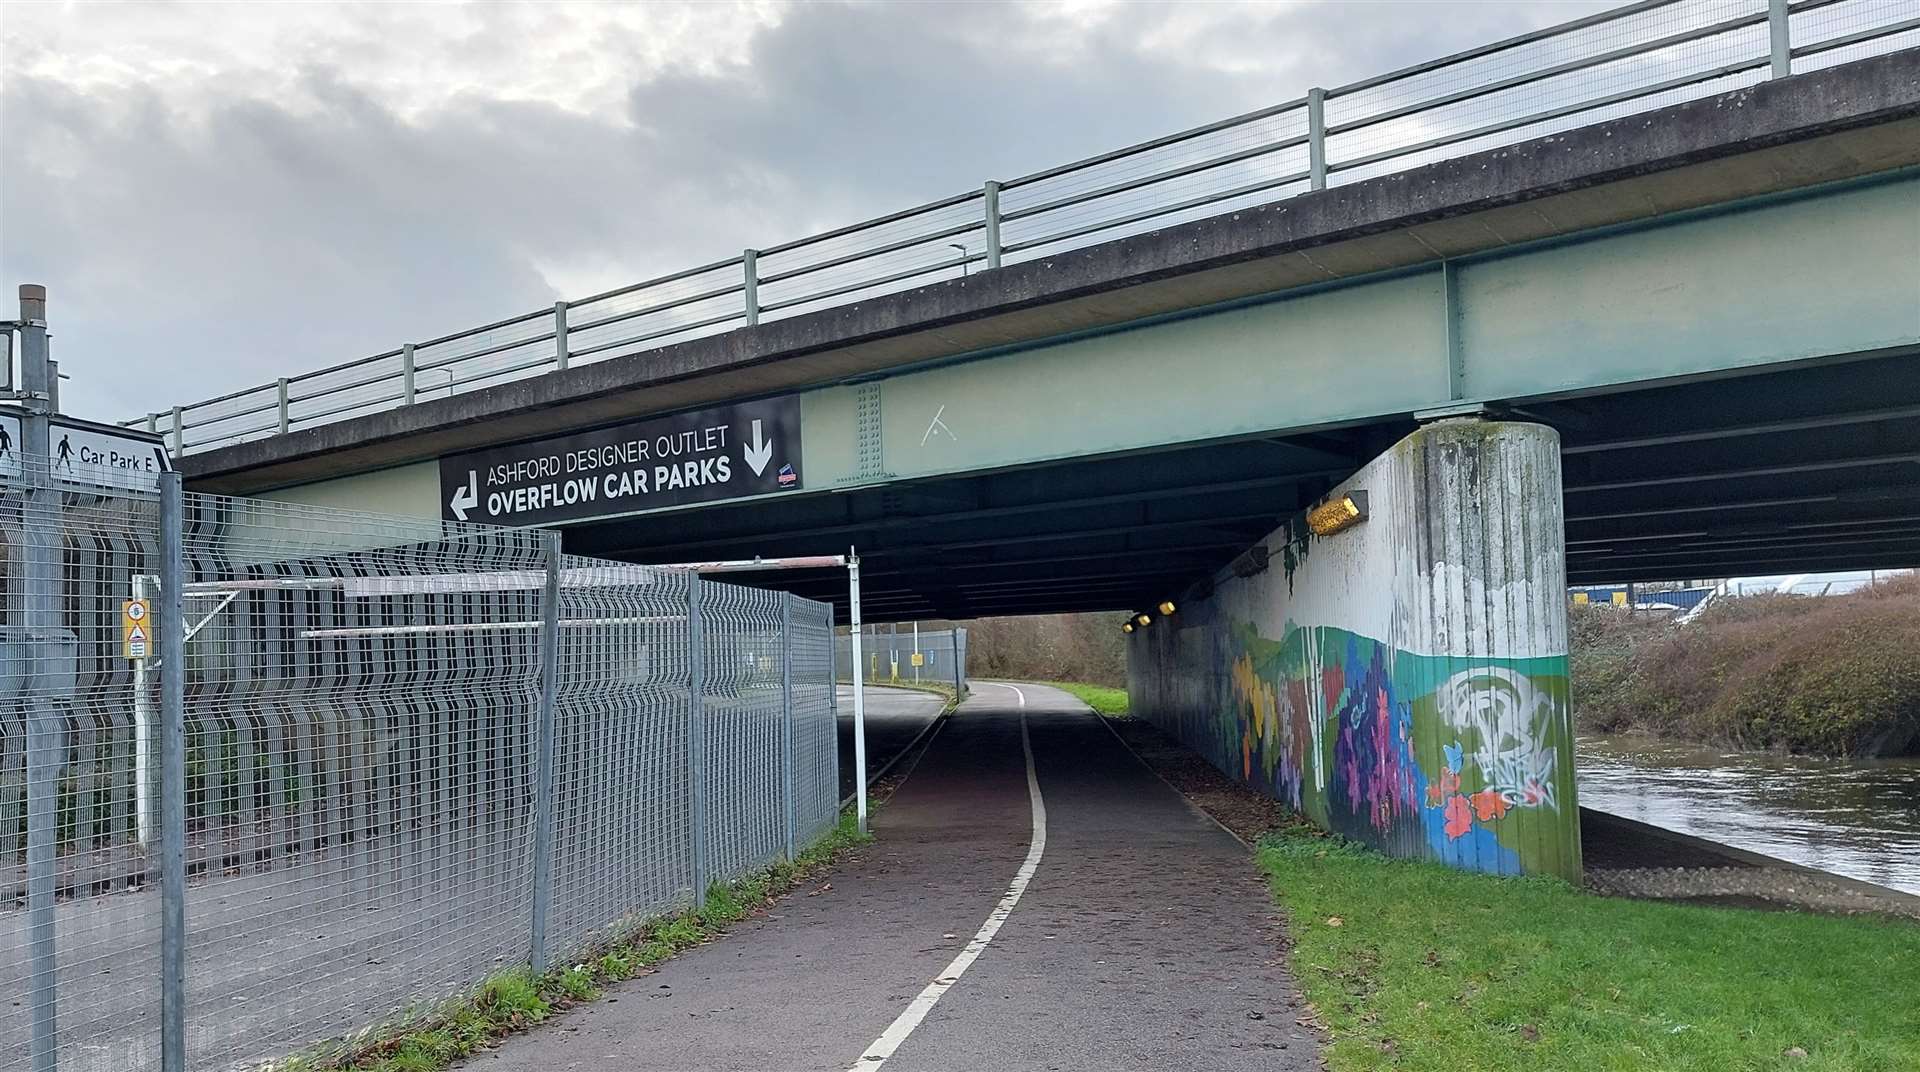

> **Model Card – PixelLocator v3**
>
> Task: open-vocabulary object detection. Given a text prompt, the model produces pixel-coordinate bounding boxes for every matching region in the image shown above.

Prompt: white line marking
[849,682,1043,1070]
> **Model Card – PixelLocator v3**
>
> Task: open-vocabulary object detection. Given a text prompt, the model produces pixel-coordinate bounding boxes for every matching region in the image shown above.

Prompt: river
[1576,735,1920,896]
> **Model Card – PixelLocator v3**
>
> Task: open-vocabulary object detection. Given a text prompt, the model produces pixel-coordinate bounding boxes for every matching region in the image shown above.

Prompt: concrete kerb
[1586,808,1920,913]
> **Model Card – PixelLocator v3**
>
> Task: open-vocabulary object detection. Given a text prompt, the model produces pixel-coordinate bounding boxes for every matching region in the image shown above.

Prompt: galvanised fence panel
[790,599,839,847]
[172,493,550,1072]
[695,582,786,889]
[2,463,844,1072]
[544,557,695,962]
[835,627,970,697]
[2,460,165,1072]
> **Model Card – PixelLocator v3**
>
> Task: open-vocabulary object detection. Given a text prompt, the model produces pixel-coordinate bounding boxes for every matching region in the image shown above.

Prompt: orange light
[1306,491,1370,536]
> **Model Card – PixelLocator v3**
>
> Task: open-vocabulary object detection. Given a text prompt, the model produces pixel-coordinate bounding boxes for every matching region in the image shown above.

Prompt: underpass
[10,5,1920,1069]
[476,683,1310,1072]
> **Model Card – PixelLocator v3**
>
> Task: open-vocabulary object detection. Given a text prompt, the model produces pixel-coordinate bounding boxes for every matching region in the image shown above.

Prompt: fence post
[157,471,188,1072]
[1308,87,1328,191]
[827,621,840,802]
[527,531,562,974]
[16,285,61,1072]
[686,573,709,902]
[1768,0,1791,78]
[402,343,417,406]
[742,250,760,327]
[276,377,290,434]
[553,301,570,372]
[982,181,1003,270]
[848,556,868,834]
[780,593,797,861]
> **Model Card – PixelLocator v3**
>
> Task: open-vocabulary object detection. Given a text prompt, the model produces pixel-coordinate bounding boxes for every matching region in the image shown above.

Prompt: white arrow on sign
[449,469,478,521]
[743,419,773,476]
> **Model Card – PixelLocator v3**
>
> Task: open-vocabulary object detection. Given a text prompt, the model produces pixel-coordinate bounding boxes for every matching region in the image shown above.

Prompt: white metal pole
[912,619,920,683]
[133,574,153,848]
[849,551,868,834]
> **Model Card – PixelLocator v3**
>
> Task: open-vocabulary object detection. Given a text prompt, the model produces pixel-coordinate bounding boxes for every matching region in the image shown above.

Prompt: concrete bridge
[156,9,1920,880]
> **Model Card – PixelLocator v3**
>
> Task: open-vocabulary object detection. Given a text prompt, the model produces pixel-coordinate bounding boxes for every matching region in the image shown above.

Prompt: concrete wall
[1128,420,1579,880]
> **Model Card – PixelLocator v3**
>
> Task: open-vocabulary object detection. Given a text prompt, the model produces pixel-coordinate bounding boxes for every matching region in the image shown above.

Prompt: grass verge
[1042,681,1129,717]
[1260,821,1920,1072]
[290,811,873,1072]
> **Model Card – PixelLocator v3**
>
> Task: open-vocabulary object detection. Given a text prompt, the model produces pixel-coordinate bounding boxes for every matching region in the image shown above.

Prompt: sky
[0,0,1612,423]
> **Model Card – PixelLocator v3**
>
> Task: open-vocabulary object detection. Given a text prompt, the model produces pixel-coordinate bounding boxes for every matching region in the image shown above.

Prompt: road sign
[0,406,172,490]
[437,396,803,526]
[910,652,924,667]
[122,599,152,659]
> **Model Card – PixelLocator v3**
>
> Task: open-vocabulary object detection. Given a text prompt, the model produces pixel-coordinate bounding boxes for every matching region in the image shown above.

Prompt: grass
[279,810,874,1072]
[1043,680,1130,717]
[1259,822,1920,1072]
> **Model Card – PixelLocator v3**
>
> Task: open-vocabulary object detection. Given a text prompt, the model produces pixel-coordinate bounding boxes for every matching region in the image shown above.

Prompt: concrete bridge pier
[1129,419,1580,880]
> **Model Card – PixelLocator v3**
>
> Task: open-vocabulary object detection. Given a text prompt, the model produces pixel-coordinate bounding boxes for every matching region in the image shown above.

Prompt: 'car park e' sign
[437,397,803,526]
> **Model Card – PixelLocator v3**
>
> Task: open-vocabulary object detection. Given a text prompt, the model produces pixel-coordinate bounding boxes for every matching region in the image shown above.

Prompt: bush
[1570,577,1920,756]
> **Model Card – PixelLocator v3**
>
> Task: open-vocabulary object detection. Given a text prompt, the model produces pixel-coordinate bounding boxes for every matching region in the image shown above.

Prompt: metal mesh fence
[834,627,970,696]
[2,463,841,1072]
[789,600,839,846]
[694,580,785,889]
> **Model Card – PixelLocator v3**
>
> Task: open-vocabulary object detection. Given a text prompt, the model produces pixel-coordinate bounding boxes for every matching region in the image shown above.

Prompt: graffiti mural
[1225,622,1576,878]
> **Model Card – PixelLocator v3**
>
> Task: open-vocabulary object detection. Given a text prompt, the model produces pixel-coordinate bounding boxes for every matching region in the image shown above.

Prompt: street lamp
[948,243,970,277]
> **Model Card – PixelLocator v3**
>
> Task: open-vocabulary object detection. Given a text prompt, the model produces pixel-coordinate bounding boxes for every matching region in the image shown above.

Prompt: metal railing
[2,461,843,1072]
[135,0,1920,455]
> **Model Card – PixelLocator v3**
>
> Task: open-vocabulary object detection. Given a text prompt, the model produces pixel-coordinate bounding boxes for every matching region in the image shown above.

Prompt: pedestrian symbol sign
[122,599,152,660]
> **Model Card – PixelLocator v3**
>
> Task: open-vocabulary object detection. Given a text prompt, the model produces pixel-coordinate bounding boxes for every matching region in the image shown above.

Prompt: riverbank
[1577,734,1920,898]
[1571,575,1920,757]
[1260,823,1920,1071]
[1086,694,1920,1071]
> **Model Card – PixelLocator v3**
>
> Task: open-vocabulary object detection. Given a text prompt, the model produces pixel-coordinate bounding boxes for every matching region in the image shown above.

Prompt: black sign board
[438,397,803,526]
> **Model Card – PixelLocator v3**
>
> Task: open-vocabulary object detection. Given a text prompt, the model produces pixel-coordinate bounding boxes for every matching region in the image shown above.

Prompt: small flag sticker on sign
[122,599,152,660]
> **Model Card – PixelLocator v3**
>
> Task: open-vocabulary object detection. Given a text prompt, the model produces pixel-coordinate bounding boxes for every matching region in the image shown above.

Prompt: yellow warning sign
[122,599,152,660]
[910,652,924,667]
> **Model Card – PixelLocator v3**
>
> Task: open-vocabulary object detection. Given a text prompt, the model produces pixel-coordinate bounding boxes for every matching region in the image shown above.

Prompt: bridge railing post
[402,342,416,406]
[276,377,290,434]
[1308,87,1328,191]
[742,249,760,327]
[553,300,570,372]
[169,406,183,454]
[983,181,1003,270]
[1768,0,1791,78]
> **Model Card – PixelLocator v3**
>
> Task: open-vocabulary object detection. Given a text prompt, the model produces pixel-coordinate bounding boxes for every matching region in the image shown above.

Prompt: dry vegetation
[1571,574,1920,757]
[947,611,1131,687]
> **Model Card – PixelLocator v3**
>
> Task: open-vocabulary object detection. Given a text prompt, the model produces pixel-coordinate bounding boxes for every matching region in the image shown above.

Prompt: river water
[1576,736,1920,896]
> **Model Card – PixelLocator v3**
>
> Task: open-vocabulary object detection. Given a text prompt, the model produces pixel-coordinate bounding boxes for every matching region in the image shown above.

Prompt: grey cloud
[0,0,1604,422]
